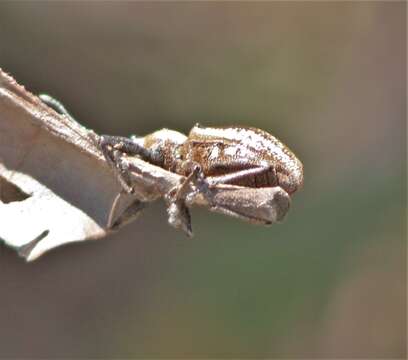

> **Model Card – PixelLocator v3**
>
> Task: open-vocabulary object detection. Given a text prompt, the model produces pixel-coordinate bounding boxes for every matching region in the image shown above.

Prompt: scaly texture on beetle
[130,124,303,194]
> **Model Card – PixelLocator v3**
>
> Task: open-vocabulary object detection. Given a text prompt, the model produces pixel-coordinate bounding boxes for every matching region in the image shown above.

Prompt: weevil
[99,125,303,234]
[39,94,303,236]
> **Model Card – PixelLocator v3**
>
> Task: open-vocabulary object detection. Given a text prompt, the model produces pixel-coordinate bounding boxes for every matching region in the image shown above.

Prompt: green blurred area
[0,2,405,358]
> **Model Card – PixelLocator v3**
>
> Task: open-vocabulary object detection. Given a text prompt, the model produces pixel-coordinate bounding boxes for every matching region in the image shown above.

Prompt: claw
[167,200,193,237]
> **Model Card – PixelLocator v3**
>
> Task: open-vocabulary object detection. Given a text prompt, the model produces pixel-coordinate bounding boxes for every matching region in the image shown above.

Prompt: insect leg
[99,135,159,194]
[177,164,288,225]
[108,193,147,229]
[99,137,133,194]
[165,164,204,237]
[206,187,290,225]
[39,94,84,127]
[174,163,203,200]
[166,198,192,237]
[99,135,154,163]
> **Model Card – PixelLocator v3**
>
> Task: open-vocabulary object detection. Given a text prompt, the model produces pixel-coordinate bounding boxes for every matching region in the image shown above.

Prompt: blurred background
[0,2,405,358]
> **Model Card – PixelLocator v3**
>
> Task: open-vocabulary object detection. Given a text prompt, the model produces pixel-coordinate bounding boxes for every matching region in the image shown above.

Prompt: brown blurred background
[0,2,405,358]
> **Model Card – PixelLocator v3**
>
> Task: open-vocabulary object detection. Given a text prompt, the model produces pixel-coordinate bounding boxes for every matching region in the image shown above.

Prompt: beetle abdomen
[184,125,303,193]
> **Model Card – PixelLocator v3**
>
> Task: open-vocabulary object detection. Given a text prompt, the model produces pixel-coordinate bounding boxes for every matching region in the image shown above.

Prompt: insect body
[102,125,303,193]
[100,124,303,234]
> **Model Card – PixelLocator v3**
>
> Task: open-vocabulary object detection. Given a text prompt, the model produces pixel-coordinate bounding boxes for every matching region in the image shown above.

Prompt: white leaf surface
[0,165,104,261]
[0,69,116,260]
